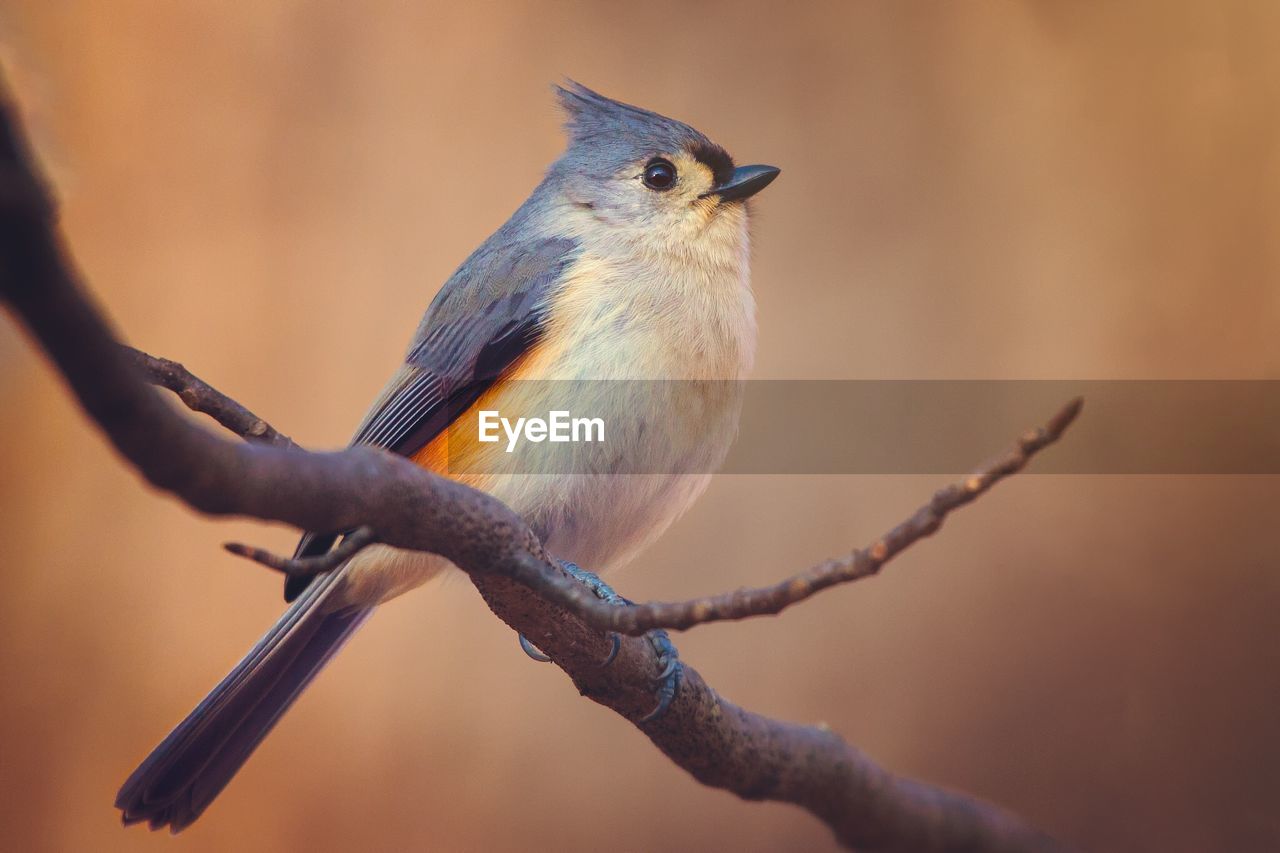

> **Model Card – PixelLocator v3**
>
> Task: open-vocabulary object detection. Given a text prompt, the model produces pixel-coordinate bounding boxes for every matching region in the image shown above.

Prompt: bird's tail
[116,567,372,832]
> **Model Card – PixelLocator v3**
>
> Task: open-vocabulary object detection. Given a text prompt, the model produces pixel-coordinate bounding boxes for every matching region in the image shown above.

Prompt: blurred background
[2,2,1278,851]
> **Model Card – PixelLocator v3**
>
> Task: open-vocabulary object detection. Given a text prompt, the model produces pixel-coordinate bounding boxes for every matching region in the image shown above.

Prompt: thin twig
[509,397,1083,634]
[225,526,376,576]
[122,346,294,447]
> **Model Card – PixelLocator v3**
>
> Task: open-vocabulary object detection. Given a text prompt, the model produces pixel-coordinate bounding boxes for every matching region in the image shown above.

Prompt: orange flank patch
[410,345,549,480]
[412,401,489,480]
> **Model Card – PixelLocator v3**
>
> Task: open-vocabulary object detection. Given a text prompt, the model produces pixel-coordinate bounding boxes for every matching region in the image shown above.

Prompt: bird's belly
[331,370,741,609]
[433,370,742,571]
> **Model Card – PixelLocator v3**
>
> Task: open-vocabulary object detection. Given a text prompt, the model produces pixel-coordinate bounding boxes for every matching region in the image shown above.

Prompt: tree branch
[122,346,295,448]
[0,76,1072,851]
[165,353,1079,634]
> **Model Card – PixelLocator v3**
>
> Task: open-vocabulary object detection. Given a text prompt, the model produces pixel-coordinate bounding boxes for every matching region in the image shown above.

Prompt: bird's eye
[642,158,677,191]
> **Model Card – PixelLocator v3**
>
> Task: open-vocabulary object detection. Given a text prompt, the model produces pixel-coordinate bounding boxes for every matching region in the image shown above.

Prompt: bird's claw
[518,632,552,663]
[599,631,621,667]
[516,561,682,720]
[641,627,682,723]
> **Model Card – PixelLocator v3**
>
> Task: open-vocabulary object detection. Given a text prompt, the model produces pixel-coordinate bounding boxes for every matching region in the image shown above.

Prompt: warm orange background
[2,3,1278,851]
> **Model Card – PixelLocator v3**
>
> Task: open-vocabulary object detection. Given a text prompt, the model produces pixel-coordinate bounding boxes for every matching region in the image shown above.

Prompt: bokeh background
[2,2,1278,851]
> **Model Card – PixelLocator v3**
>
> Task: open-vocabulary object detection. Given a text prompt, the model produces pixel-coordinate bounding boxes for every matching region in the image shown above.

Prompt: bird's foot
[518,560,681,721]
[518,561,621,665]
[640,626,681,723]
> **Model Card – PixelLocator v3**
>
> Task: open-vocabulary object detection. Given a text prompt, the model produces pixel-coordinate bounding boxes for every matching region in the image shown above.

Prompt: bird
[116,81,779,832]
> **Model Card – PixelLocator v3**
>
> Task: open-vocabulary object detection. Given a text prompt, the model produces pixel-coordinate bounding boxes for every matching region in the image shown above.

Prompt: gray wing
[285,235,578,601]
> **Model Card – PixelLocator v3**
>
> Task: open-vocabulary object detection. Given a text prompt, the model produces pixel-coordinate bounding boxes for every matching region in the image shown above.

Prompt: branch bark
[126,334,1082,637]
[0,77,1073,851]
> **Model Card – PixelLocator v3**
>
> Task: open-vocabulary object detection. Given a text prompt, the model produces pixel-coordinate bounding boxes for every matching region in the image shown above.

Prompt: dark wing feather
[285,235,577,601]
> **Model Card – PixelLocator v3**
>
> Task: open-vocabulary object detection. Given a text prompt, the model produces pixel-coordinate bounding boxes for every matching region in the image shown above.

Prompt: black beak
[701,164,780,203]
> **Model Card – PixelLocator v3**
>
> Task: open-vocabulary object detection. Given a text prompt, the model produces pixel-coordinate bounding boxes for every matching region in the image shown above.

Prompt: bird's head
[548,81,779,257]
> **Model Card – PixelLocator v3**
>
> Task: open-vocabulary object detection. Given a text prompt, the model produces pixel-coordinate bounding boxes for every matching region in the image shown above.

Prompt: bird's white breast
[488,225,756,571]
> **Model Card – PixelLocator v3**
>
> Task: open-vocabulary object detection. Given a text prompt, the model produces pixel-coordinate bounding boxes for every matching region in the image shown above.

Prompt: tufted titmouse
[117,82,779,831]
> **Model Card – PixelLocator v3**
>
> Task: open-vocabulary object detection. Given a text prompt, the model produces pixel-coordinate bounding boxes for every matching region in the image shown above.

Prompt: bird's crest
[552,81,734,184]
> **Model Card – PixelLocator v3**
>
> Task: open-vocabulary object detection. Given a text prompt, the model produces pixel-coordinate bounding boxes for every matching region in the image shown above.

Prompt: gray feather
[286,233,578,601]
[117,226,580,833]
[116,566,369,832]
